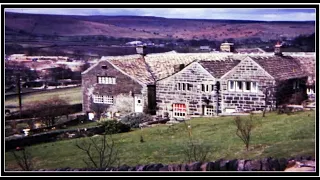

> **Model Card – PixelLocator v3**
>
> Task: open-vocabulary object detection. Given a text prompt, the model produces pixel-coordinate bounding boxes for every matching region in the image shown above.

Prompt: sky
[5,8,316,21]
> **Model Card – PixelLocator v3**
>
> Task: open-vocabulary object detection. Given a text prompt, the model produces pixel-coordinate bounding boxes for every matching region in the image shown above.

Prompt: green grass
[5,87,82,109]
[65,121,100,130]
[5,111,315,170]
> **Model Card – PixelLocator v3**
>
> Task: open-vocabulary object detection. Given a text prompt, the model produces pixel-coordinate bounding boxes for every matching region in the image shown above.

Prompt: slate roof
[198,59,241,78]
[293,55,316,85]
[250,55,308,80]
[102,53,247,84]
[86,52,315,85]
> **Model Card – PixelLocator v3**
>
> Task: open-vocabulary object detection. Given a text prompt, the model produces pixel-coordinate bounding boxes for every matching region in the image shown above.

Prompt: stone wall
[5,126,105,151]
[156,59,278,117]
[156,62,221,118]
[221,57,276,112]
[19,156,315,172]
[82,61,143,113]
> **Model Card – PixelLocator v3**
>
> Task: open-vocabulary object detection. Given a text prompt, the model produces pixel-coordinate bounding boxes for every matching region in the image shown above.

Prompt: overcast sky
[5,8,316,21]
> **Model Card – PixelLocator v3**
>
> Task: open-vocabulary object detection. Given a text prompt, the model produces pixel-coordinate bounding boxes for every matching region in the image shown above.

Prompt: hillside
[5,12,315,41]
[5,111,315,170]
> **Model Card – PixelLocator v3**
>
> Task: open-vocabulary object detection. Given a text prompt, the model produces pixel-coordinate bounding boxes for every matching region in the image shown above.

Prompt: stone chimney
[220,42,235,52]
[274,41,283,56]
[136,45,146,56]
[173,64,185,73]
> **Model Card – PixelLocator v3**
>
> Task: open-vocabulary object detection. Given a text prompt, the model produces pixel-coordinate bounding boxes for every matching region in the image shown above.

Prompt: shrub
[120,113,154,128]
[234,114,254,151]
[98,120,131,134]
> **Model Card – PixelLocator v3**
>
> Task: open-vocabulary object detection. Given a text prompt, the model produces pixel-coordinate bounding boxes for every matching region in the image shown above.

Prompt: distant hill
[5,12,315,41]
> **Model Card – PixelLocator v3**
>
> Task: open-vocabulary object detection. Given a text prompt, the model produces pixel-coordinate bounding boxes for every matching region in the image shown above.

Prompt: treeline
[5,33,315,56]
[291,33,315,52]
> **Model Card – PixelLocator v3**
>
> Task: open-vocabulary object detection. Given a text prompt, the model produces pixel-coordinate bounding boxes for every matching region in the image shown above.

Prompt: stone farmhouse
[81,44,315,119]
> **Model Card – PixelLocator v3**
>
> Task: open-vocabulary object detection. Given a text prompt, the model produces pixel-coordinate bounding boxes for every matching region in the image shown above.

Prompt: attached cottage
[82,44,315,120]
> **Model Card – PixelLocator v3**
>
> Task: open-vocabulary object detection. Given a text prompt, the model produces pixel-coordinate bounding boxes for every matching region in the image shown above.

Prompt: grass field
[5,111,315,170]
[5,87,82,109]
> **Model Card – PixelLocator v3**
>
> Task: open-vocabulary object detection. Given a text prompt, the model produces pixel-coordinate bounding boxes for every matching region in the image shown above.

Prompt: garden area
[5,110,315,170]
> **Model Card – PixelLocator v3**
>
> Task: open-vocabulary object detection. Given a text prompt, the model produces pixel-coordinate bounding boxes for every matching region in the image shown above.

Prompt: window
[101,65,107,69]
[251,82,258,92]
[244,81,251,92]
[137,99,141,104]
[173,104,186,117]
[229,80,258,92]
[307,88,314,95]
[293,80,300,89]
[201,84,213,92]
[177,83,193,91]
[236,81,242,91]
[228,81,235,91]
[204,106,215,116]
[93,95,113,104]
[245,82,251,90]
[97,76,116,84]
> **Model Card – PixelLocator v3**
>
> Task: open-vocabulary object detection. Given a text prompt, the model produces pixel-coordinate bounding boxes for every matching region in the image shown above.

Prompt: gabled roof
[99,53,248,85]
[293,55,316,85]
[84,52,314,85]
[250,55,308,80]
[198,59,241,78]
[107,56,155,85]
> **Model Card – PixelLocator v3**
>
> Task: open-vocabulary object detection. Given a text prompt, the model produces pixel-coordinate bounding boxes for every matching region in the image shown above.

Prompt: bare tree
[75,134,120,169]
[90,102,109,121]
[27,97,70,127]
[107,93,134,116]
[262,85,276,117]
[11,147,33,171]
[181,121,211,163]
[234,114,254,151]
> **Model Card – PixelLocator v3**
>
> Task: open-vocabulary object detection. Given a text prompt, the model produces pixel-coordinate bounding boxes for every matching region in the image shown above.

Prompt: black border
[1,4,320,9]
[1,3,319,177]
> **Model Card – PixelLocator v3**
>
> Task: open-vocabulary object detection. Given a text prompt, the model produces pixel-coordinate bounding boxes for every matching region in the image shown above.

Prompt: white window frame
[307,88,314,95]
[173,104,186,117]
[93,95,113,104]
[97,76,116,84]
[187,83,193,91]
[202,83,213,92]
[228,81,235,91]
[93,95,104,104]
[177,83,192,91]
[204,106,215,116]
[103,96,114,104]
[243,81,251,92]
[236,81,243,92]
[251,82,258,92]
[182,83,186,91]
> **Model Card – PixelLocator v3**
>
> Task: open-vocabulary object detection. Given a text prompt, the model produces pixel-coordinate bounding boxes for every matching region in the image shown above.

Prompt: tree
[107,93,134,116]
[11,146,33,171]
[27,97,70,127]
[90,102,109,121]
[75,133,120,169]
[234,114,254,151]
[181,121,211,163]
[261,85,276,117]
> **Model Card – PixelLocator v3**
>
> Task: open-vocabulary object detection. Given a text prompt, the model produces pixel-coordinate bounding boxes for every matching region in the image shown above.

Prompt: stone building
[156,54,308,118]
[82,44,315,119]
